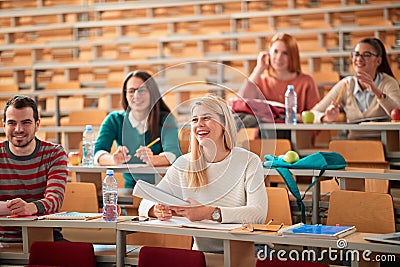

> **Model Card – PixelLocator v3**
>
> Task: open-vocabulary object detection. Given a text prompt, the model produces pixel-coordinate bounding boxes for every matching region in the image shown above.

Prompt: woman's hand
[171,199,214,222]
[356,71,380,96]
[323,102,340,122]
[135,146,154,165]
[256,51,270,72]
[153,204,172,221]
[112,146,131,165]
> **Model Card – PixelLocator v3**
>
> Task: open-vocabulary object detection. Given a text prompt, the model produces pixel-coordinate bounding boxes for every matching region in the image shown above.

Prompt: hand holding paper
[132,180,190,206]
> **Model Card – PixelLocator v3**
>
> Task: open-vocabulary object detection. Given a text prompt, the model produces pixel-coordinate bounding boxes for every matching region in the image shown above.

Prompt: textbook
[43,212,102,221]
[278,223,356,240]
[132,180,190,206]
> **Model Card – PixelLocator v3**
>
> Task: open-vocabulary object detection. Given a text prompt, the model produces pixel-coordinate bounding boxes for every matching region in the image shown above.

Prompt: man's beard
[12,136,35,148]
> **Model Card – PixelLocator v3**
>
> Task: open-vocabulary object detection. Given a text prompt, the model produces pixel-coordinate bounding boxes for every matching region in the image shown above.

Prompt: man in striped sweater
[0,95,68,242]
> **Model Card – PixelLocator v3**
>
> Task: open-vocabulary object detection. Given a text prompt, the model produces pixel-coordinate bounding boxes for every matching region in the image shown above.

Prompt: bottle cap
[86,125,93,131]
[106,169,114,176]
[287,85,294,91]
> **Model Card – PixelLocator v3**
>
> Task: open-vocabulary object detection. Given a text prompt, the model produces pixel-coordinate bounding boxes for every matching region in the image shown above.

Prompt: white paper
[140,217,241,230]
[0,201,11,216]
[132,180,190,206]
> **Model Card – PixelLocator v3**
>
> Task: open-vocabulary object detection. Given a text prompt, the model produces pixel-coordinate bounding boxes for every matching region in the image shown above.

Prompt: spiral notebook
[43,212,102,221]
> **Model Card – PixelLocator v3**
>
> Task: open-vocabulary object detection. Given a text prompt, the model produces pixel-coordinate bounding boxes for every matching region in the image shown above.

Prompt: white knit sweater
[139,147,268,252]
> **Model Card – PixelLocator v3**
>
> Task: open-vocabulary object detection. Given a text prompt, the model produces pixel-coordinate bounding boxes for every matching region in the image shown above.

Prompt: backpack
[263,152,347,223]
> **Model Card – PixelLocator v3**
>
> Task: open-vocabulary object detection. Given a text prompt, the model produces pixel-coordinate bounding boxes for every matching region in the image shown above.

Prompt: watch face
[212,208,221,221]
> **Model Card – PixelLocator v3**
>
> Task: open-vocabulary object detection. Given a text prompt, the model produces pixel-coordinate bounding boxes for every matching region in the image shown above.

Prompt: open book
[278,223,356,240]
[43,212,102,221]
[132,180,190,206]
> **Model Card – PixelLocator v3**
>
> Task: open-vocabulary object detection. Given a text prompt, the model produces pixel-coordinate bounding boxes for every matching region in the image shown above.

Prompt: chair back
[28,241,96,267]
[178,127,191,154]
[247,139,293,184]
[265,187,292,226]
[61,182,99,212]
[326,190,395,234]
[328,140,389,193]
[137,246,206,267]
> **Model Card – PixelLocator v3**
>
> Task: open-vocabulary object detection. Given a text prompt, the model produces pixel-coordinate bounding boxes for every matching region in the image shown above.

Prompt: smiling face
[4,106,39,155]
[191,105,225,149]
[269,40,290,72]
[352,42,382,77]
[126,76,151,114]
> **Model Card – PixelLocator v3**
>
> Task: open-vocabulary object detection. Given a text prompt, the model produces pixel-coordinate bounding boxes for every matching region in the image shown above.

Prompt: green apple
[283,150,300,164]
[301,110,315,124]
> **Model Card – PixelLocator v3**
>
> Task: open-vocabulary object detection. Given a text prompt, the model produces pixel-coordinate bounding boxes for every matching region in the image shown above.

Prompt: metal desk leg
[311,176,320,224]
[116,229,126,267]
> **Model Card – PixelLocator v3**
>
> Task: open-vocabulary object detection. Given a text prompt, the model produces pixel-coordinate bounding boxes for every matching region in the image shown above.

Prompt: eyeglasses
[126,87,148,95]
[351,51,378,59]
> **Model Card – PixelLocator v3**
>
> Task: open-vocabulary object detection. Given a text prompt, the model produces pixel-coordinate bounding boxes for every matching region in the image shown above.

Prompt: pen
[161,209,165,217]
[135,137,161,157]
[335,83,346,105]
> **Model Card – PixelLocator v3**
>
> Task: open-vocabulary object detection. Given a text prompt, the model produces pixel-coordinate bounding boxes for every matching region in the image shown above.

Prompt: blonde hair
[186,94,237,188]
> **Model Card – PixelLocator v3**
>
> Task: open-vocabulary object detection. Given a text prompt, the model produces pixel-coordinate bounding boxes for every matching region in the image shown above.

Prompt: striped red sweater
[0,138,68,242]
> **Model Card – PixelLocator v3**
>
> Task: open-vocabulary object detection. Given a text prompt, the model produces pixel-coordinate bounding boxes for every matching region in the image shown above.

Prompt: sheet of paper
[132,180,190,206]
[140,217,190,227]
[0,201,11,216]
[140,217,241,230]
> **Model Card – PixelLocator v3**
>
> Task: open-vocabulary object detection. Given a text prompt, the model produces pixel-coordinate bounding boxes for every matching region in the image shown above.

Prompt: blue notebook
[279,223,356,239]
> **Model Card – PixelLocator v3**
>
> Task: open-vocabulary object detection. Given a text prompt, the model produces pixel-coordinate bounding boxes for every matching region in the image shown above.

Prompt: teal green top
[95,111,182,188]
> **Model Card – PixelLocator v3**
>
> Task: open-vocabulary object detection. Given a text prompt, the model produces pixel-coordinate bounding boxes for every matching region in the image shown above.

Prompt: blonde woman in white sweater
[139,94,267,252]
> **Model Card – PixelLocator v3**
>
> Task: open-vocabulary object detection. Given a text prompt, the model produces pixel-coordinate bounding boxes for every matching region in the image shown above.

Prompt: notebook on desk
[43,212,102,221]
[364,232,400,245]
[278,223,356,240]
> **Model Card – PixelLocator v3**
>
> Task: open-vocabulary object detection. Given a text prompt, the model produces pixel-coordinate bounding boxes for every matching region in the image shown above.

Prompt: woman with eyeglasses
[94,70,181,188]
[312,38,400,139]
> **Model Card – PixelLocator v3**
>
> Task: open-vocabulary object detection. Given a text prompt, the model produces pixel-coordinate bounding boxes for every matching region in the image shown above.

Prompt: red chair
[28,241,96,267]
[137,246,206,267]
[257,258,329,267]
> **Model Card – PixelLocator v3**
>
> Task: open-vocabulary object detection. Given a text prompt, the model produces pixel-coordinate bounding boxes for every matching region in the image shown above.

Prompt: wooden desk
[0,217,122,265]
[116,221,400,267]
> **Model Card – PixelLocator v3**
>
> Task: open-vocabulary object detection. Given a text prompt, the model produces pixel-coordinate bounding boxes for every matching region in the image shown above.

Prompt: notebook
[364,232,400,245]
[43,212,102,221]
[278,223,356,240]
[132,180,190,206]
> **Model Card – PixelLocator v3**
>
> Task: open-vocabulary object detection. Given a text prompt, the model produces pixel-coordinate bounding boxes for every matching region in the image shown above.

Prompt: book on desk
[278,223,356,240]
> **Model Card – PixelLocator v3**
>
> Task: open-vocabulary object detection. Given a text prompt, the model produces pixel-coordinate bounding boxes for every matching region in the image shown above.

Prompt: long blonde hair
[186,95,237,188]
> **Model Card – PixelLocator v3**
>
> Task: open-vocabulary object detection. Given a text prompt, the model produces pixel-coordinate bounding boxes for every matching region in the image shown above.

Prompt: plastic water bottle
[285,85,297,125]
[82,125,95,166]
[102,169,118,222]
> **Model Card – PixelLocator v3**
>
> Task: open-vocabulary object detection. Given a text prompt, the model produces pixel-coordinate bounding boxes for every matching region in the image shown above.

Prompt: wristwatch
[211,207,221,222]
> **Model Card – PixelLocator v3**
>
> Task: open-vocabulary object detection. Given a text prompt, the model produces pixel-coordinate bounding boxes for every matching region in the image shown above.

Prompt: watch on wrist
[211,207,221,222]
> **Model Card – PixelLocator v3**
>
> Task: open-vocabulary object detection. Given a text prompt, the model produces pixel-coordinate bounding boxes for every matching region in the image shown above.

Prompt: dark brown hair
[3,95,39,122]
[121,70,172,140]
